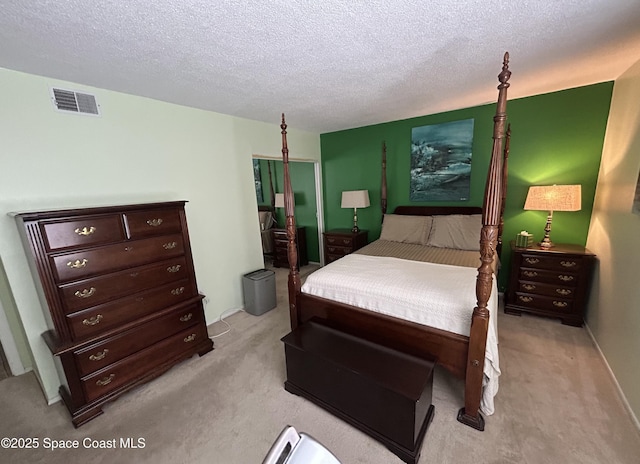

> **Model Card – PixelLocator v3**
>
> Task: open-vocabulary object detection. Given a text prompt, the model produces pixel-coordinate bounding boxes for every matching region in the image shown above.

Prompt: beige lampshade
[524,185,581,212]
[341,190,370,209]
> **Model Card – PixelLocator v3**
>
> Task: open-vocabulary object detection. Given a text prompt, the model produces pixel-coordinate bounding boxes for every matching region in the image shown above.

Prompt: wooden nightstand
[272,227,308,268]
[505,242,596,326]
[323,229,368,263]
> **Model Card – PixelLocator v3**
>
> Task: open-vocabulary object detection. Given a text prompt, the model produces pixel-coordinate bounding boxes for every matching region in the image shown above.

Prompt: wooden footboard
[297,293,469,379]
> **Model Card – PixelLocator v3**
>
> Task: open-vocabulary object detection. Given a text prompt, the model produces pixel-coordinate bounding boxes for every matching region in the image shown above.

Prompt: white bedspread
[301,253,500,415]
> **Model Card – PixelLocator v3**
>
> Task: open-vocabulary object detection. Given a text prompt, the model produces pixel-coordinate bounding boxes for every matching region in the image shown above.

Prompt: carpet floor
[0,264,639,463]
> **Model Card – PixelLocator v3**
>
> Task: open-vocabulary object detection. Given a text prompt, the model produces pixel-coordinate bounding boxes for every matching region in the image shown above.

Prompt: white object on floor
[263,425,341,464]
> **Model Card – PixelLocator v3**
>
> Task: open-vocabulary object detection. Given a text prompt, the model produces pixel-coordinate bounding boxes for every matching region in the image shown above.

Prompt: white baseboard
[584,322,640,432]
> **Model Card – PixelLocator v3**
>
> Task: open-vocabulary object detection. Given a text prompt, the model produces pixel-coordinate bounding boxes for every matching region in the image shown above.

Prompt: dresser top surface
[10,200,187,220]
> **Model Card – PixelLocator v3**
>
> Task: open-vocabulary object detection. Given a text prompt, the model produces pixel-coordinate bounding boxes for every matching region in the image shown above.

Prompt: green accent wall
[320,82,614,290]
[257,158,320,263]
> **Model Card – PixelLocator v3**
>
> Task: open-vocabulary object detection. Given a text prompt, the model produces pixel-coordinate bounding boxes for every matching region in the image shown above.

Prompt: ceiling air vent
[51,88,100,116]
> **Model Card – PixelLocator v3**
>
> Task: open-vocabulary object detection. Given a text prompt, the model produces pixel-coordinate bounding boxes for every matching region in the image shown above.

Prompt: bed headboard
[393,206,482,216]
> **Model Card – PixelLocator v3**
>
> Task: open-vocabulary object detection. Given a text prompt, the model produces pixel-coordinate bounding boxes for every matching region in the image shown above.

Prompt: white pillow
[427,214,482,250]
[380,214,433,245]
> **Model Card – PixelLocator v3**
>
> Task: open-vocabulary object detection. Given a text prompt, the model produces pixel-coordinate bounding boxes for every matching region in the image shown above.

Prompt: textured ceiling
[2,0,640,133]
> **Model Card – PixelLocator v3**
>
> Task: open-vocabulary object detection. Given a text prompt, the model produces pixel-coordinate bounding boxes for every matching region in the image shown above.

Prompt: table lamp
[341,190,370,233]
[524,184,581,249]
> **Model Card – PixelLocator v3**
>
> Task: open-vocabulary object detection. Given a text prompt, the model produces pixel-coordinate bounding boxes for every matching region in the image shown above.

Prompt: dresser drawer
[51,234,185,282]
[517,281,575,299]
[124,208,182,238]
[519,268,579,286]
[519,254,583,272]
[59,257,189,314]
[81,323,208,402]
[73,303,203,376]
[513,292,574,313]
[272,230,288,241]
[66,279,196,340]
[42,215,125,251]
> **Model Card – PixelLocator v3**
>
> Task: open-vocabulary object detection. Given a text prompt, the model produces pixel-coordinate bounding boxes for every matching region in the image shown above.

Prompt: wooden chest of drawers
[505,242,595,327]
[15,201,213,427]
[272,227,308,268]
[323,229,368,263]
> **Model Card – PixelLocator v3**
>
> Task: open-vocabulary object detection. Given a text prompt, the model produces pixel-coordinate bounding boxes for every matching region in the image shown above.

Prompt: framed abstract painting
[410,119,474,201]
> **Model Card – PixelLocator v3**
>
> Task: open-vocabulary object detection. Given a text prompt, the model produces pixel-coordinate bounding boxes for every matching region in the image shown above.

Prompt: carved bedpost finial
[281,113,289,163]
[498,52,511,88]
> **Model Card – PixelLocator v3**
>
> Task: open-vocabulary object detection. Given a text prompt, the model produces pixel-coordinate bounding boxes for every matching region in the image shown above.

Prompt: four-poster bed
[279,53,511,432]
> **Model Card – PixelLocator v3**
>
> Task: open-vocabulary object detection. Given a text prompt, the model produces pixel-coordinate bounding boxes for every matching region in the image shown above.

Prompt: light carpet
[1,264,639,463]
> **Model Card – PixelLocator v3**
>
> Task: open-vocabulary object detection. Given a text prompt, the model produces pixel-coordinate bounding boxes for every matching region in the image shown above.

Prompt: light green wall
[586,58,640,425]
[0,67,320,402]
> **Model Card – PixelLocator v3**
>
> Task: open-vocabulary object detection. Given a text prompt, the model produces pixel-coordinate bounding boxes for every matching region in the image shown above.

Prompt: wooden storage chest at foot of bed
[281,319,435,464]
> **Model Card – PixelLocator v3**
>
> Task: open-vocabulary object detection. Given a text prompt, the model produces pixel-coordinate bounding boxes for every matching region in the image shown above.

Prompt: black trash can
[242,268,277,316]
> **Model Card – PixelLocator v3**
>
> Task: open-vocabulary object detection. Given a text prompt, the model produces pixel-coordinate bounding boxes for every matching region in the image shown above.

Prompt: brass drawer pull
[561,261,577,268]
[163,241,177,250]
[556,288,572,296]
[67,259,88,269]
[184,334,197,343]
[74,287,96,298]
[124,246,134,252]
[171,287,185,296]
[342,239,351,245]
[130,272,139,277]
[523,271,538,278]
[525,257,539,265]
[180,313,193,322]
[89,349,109,361]
[167,265,181,273]
[558,275,574,282]
[522,284,536,291]
[147,218,163,227]
[82,314,103,326]
[96,374,115,386]
[518,296,533,303]
[327,238,336,244]
[553,301,568,308]
[74,226,96,236]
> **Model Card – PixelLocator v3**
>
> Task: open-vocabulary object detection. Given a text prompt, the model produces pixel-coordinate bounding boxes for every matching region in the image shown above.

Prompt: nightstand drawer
[514,293,573,313]
[519,268,579,286]
[325,235,354,247]
[325,245,351,256]
[517,281,575,298]
[520,254,584,272]
[323,229,368,264]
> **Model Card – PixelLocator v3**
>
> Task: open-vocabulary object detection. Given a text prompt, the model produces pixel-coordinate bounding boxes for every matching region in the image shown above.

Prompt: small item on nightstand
[515,231,533,248]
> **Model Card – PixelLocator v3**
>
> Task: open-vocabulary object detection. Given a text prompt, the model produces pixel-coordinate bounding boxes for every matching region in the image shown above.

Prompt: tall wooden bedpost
[268,160,276,211]
[457,52,511,431]
[281,114,302,330]
[498,124,511,255]
[381,141,388,217]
